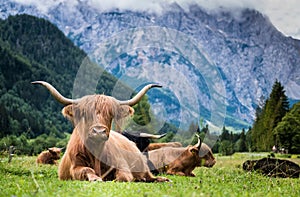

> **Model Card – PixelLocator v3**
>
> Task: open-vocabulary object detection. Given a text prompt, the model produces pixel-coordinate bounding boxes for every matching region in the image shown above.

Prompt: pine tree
[266,80,289,148]
[238,128,247,152]
[245,127,252,152]
[220,126,230,141]
[251,80,289,151]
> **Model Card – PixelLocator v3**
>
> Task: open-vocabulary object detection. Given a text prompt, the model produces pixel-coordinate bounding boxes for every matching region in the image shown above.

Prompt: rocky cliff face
[1,0,299,130]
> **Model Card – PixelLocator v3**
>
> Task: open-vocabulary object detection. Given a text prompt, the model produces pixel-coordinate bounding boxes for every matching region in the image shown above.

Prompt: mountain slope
[0,14,131,137]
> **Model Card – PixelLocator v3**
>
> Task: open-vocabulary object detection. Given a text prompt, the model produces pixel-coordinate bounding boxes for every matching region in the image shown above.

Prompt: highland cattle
[32,81,168,182]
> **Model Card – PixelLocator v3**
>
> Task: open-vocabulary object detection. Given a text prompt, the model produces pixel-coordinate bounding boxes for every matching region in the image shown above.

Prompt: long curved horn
[194,134,202,148]
[139,133,167,139]
[31,81,78,105]
[118,84,162,106]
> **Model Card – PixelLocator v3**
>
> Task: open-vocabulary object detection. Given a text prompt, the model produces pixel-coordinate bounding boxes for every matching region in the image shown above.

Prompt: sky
[12,0,300,40]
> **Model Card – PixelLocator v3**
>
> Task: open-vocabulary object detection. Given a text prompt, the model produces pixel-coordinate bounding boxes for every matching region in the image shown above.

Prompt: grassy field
[0,153,299,197]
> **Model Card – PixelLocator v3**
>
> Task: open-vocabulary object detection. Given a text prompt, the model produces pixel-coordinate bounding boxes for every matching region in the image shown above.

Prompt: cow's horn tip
[31,81,43,84]
[153,84,162,88]
[161,133,167,137]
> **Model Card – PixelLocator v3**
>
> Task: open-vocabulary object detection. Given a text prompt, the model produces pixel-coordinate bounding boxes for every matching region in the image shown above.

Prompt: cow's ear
[129,106,134,116]
[62,105,75,125]
[125,106,134,116]
[118,106,135,118]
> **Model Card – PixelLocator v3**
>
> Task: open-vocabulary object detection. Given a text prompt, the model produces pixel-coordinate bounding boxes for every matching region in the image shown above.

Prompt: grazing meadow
[1,153,299,197]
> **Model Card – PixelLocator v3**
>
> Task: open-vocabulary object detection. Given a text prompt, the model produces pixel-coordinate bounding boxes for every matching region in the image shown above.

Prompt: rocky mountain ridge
[1,0,299,130]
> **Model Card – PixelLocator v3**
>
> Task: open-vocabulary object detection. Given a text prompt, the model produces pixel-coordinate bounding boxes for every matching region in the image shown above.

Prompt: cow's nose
[209,160,216,167]
[91,125,109,139]
[93,126,106,134]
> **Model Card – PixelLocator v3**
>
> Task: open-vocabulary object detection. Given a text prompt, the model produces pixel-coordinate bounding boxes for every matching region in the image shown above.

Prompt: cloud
[256,0,300,39]
[12,0,78,14]
[11,0,300,39]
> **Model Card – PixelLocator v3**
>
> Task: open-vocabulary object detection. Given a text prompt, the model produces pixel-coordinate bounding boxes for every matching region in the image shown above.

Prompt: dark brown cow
[36,147,63,165]
[243,158,300,178]
[32,81,167,182]
[121,131,167,152]
[148,140,216,176]
[147,142,182,151]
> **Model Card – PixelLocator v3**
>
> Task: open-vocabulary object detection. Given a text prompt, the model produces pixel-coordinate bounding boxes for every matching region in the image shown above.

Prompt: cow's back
[36,150,59,165]
[148,147,186,170]
[148,142,182,151]
[36,151,50,164]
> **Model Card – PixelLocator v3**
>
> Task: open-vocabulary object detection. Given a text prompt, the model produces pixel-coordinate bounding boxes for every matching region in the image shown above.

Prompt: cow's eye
[190,149,197,154]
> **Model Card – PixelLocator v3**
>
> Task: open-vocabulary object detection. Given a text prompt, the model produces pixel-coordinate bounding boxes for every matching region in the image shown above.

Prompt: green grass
[0,153,299,197]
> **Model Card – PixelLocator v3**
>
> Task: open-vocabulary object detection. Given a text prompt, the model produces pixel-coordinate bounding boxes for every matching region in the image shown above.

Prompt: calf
[243,158,300,178]
[36,147,63,165]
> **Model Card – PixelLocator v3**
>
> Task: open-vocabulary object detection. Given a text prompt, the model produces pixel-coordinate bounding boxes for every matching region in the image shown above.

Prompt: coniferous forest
[0,14,299,156]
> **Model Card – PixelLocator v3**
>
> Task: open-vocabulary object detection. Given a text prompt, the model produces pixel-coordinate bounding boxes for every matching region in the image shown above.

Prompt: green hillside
[0,14,133,139]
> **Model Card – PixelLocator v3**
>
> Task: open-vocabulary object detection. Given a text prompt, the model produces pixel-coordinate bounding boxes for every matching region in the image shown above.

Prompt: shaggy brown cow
[32,81,166,182]
[147,142,183,151]
[36,147,63,165]
[148,140,216,176]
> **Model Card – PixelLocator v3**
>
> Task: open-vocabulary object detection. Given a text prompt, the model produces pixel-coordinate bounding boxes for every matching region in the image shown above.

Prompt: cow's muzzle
[89,125,109,141]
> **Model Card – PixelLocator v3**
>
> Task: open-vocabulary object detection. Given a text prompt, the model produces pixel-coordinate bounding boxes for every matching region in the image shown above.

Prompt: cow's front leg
[153,176,171,182]
[141,172,170,182]
[167,169,186,176]
[71,166,102,181]
[115,169,134,182]
[87,172,103,182]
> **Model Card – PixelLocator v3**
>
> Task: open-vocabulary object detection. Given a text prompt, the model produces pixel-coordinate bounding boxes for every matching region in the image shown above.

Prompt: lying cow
[147,142,182,151]
[121,131,167,152]
[148,139,216,176]
[243,158,300,178]
[32,81,168,182]
[36,147,63,165]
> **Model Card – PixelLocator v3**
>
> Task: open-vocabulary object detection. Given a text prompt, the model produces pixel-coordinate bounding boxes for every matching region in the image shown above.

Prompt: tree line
[194,80,299,155]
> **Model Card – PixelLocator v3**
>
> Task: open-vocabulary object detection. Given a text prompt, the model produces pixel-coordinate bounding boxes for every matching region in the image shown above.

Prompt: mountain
[1,1,299,131]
